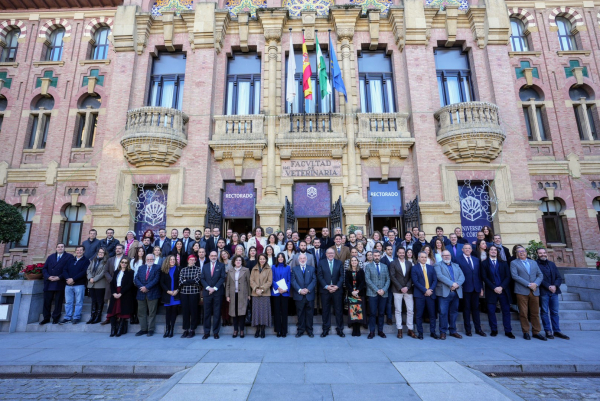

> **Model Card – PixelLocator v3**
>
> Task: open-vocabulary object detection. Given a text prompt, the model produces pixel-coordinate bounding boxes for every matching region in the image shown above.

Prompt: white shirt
[114,255,122,271]
[116,270,124,287]
[130,259,143,276]
[398,259,406,276]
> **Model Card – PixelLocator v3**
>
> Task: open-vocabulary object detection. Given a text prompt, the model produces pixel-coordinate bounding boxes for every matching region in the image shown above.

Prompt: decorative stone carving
[264,27,282,43]
[162,11,175,51]
[135,14,153,55]
[45,161,58,185]
[0,160,7,186]
[238,13,250,52]
[434,102,505,163]
[445,5,458,47]
[467,7,486,49]
[214,8,230,54]
[121,106,189,167]
[368,10,380,50]
[301,11,316,48]
[336,27,354,41]
[388,7,404,50]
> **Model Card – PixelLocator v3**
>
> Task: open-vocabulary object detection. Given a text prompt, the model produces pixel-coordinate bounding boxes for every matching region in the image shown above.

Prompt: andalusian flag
[302,34,313,100]
[316,35,331,100]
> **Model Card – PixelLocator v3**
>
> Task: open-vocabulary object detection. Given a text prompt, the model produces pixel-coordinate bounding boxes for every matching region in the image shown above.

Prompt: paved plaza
[1,331,599,400]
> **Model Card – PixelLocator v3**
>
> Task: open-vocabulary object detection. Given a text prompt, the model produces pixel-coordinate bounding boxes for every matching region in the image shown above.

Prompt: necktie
[523,260,530,274]
[376,263,380,275]
[57,254,61,262]
[492,260,496,269]
[145,266,151,280]
[329,261,333,274]
[316,250,319,260]
[422,265,429,289]
[302,266,305,275]
[337,247,340,254]
[453,245,456,256]
[468,257,473,270]
[171,241,175,250]
[211,263,215,277]
[447,263,455,281]
[215,237,218,246]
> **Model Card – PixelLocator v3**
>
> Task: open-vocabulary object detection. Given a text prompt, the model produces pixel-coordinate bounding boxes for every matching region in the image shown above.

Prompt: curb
[0,364,191,375]
[465,362,600,374]
[146,368,190,401]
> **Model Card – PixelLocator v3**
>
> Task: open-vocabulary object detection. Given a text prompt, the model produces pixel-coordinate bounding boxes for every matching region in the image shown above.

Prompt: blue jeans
[64,285,85,320]
[368,295,387,333]
[438,291,459,334]
[540,293,561,333]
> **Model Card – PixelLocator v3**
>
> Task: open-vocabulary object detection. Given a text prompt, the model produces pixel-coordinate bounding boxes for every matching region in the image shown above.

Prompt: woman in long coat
[86,247,108,324]
[250,253,272,338]
[225,255,251,338]
[106,257,135,337]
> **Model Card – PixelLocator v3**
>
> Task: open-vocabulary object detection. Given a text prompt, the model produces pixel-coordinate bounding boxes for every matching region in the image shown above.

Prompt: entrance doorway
[372,217,401,235]
[297,218,328,237]
[224,219,253,236]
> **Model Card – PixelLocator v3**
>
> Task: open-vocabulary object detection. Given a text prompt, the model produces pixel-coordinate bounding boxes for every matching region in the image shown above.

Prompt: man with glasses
[134,254,161,337]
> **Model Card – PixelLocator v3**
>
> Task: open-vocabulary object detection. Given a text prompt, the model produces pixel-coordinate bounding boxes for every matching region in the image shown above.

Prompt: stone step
[558,301,593,310]
[559,293,580,301]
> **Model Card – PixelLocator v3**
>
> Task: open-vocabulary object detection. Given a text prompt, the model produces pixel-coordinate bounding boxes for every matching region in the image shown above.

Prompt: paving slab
[330,384,421,400]
[200,350,265,363]
[254,362,305,384]
[393,362,457,383]
[161,384,252,401]
[178,363,217,384]
[305,363,354,384]
[204,363,260,384]
[324,347,389,363]
[410,382,513,401]
[437,361,484,383]
[348,362,406,383]
[248,384,333,401]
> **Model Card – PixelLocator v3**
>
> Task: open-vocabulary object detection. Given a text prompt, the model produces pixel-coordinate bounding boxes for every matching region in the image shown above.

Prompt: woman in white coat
[246,226,267,256]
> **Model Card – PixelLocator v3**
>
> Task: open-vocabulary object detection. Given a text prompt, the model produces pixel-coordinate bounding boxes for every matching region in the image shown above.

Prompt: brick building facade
[0,0,599,267]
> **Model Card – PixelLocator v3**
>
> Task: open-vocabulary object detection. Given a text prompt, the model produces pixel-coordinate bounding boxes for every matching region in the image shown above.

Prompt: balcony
[277,113,347,159]
[434,101,505,163]
[121,107,188,167]
[356,112,415,159]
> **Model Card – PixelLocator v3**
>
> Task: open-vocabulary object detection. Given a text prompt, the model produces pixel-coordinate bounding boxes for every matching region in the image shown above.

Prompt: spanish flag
[302,34,313,100]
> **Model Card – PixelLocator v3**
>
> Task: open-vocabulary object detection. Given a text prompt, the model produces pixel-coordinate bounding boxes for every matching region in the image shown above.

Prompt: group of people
[39,225,569,341]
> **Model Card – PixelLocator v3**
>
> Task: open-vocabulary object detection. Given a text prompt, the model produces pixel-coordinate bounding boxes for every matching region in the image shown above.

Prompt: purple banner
[459,183,492,244]
[134,185,168,239]
[293,182,331,217]
[223,182,255,218]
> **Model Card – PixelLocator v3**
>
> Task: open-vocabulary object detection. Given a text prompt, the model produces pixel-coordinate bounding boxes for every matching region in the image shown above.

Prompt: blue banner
[459,183,491,244]
[368,181,402,216]
[223,182,255,218]
[134,185,168,239]
[294,182,331,217]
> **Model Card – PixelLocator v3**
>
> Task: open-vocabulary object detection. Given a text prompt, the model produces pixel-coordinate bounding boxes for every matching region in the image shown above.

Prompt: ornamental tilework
[225,0,266,17]
[350,0,392,16]
[425,0,468,11]
[151,0,193,17]
[283,0,334,17]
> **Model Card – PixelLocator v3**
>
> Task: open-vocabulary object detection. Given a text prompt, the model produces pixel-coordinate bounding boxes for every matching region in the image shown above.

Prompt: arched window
[510,18,529,52]
[520,87,547,141]
[358,51,395,113]
[556,17,577,51]
[11,204,36,248]
[539,198,566,243]
[45,28,65,61]
[91,27,110,60]
[27,96,54,149]
[62,204,86,247]
[570,86,598,141]
[1,28,20,62]
[75,94,101,148]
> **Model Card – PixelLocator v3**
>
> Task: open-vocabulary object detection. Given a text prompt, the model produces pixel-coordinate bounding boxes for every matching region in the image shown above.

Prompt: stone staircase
[27,292,599,335]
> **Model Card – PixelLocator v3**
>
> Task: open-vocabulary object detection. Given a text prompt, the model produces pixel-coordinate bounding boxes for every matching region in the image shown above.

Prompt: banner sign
[223,182,255,218]
[459,182,492,244]
[134,185,168,239]
[368,181,402,216]
[293,182,331,217]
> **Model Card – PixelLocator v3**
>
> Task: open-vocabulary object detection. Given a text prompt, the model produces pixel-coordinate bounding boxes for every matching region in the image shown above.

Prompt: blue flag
[329,37,347,102]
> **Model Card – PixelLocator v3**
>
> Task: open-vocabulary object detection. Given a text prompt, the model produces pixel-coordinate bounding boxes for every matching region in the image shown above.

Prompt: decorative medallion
[225,0,267,17]
[151,0,193,18]
[350,0,392,16]
[425,0,468,11]
[307,186,318,199]
[283,0,334,17]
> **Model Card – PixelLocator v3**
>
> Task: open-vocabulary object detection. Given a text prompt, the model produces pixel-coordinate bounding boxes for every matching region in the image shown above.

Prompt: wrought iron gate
[403,195,420,234]
[330,196,343,233]
[284,196,295,232]
[205,197,222,230]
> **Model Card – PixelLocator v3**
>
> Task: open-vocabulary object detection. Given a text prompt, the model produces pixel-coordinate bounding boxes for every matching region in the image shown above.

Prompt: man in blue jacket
[59,245,88,324]
[134,254,162,337]
[537,248,569,340]
[40,243,73,325]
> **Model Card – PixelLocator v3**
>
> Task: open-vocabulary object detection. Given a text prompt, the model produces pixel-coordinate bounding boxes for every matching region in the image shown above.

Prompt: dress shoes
[523,332,531,340]
[545,331,555,339]
[367,332,375,339]
[397,329,403,339]
[505,332,515,339]
[378,332,386,338]
[320,331,329,338]
[308,333,314,338]
[295,332,304,338]
[532,333,547,341]
[407,330,417,339]
[202,333,210,340]
[72,319,80,324]
[39,318,50,325]
[476,330,487,337]
[417,333,424,340]
[554,332,570,340]
[440,333,447,340]
[281,333,286,338]
[386,318,393,326]
[450,333,462,339]
[147,331,154,337]
[52,319,59,324]
[214,334,220,339]
[181,330,189,338]
[240,331,245,338]
[135,330,148,336]
[490,331,498,337]
[465,331,472,337]
[233,331,239,338]
[337,330,345,338]
[430,333,439,340]
[188,330,195,339]
[101,319,110,326]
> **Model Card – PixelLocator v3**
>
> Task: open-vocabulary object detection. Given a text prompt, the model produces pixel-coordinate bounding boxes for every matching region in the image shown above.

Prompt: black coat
[160,267,181,304]
[480,258,512,304]
[345,269,366,298]
[107,269,135,316]
[169,249,189,267]
[99,238,120,258]
[42,252,73,291]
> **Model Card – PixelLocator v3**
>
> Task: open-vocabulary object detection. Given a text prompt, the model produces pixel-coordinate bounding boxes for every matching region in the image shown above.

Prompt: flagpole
[328,29,333,132]
[302,28,306,133]
[289,28,293,133]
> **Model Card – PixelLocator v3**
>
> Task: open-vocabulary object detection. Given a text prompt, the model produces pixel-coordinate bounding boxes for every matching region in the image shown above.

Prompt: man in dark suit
[181,228,194,254]
[380,244,395,325]
[411,251,438,339]
[40,243,73,325]
[200,250,226,339]
[167,228,179,253]
[99,228,120,258]
[481,245,514,338]
[60,246,88,324]
[383,230,401,258]
[291,253,317,338]
[205,227,222,256]
[82,229,101,261]
[317,248,345,337]
[329,234,351,264]
[389,248,416,338]
[429,226,451,247]
[447,234,464,263]
[492,235,511,263]
[319,227,334,250]
[198,227,212,251]
[456,244,486,337]
[134,254,161,336]
[311,238,326,265]
[141,237,153,256]
[537,248,569,340]
[454,227,469,245]
[412,231,429,256]
[154,228,171,257]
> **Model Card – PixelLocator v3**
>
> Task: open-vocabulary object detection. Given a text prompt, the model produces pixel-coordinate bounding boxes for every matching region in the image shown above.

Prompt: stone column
[264,27,279,198]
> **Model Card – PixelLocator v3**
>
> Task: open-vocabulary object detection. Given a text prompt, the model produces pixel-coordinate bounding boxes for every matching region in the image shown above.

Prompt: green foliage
[526,240,545,260]
[347,225,359,235]
[0,200,26,244]
[0,261,24,280]
[585,252,600,270]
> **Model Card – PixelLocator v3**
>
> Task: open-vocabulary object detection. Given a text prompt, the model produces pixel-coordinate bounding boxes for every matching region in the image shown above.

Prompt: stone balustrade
[357,112,411,138]
[434,101,505,163]
[211,114,265,142]
[282,113,345,138]
[120,106,189,167]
